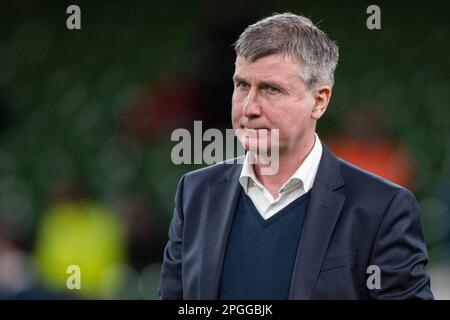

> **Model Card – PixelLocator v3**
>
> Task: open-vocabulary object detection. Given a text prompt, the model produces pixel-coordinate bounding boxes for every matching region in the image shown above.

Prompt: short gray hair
[233,12,339,90]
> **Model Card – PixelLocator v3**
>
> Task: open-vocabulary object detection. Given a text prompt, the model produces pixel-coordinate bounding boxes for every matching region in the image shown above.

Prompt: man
[159,13,433,299]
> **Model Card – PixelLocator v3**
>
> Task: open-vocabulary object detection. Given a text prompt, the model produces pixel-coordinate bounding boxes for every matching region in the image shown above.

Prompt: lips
[239,127,272,140]
[241,125,270,130]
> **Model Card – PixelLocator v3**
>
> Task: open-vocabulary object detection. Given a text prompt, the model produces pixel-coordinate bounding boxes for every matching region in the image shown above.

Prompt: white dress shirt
[239,133,323,220]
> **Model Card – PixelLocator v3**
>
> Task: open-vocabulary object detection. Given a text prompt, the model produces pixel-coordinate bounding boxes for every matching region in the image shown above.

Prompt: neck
[253,132,316,199]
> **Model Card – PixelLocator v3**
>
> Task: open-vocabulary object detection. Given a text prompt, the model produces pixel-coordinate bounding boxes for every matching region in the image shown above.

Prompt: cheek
[231,103,241,127]
[270,103,310,134]
[232,91,242,106]
[231,95,243,117]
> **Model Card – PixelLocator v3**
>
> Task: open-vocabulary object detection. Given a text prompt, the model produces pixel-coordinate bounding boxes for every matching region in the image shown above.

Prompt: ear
[311,85,332,120]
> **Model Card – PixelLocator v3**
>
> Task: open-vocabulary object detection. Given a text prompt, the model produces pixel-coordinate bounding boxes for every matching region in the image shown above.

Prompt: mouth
[238,127,272,141]
[240,126,270,130]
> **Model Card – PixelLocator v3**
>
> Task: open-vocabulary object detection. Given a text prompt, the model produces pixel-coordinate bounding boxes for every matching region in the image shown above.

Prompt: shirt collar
[239,133,323,194]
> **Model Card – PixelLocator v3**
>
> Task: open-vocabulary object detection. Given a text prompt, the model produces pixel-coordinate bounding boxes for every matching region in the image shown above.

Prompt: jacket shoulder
[182,156,244,185]
[337,156,411,199]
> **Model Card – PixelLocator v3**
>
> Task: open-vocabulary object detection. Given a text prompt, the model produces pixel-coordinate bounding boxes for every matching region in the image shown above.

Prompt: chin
[244,139,273,155]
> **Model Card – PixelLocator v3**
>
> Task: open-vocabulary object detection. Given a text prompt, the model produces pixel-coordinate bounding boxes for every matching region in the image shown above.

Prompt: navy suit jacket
[159,142,433,299]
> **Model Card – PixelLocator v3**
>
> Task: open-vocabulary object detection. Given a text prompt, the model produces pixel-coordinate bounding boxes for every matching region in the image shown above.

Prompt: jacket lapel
[199,163,242,299]
[289,144,346,299]
[198,145,345,299]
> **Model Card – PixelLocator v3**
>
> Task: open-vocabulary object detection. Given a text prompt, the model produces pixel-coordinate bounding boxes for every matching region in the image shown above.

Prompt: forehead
[234,54,301,82]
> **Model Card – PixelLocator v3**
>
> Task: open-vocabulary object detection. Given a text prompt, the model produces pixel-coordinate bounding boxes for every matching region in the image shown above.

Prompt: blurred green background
[0,0,449,299]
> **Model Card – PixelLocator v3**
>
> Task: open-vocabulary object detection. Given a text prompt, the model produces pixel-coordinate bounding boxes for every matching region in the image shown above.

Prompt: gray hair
[233,12,339,90]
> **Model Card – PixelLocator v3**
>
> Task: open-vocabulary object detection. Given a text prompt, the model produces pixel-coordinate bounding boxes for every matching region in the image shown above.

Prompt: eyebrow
[232,75,289,91]
[232,75,247,84]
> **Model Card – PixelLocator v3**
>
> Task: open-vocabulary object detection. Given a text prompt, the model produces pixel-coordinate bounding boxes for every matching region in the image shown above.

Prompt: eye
[267,86,280,94]
[236,81,249,89]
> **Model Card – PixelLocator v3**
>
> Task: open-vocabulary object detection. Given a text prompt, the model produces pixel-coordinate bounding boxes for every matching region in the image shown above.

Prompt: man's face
[232,54,317,155]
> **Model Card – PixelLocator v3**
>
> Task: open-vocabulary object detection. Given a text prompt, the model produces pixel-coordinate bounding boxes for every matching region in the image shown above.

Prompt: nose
[243,88,261,118]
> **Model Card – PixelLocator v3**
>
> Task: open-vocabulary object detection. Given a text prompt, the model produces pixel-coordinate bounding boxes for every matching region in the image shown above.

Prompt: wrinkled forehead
[235,52,299,67]
[233,54,302,81]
